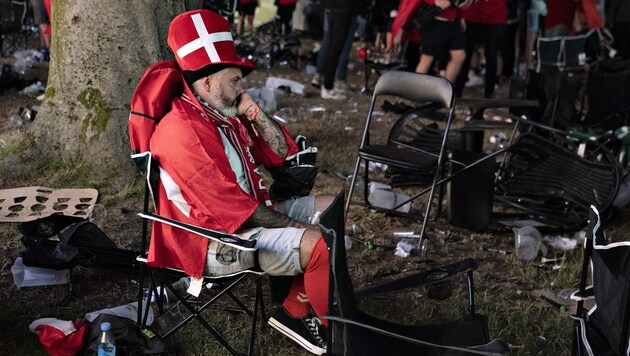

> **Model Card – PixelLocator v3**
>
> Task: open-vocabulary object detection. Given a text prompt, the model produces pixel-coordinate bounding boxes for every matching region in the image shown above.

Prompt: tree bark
[31,0,196,187]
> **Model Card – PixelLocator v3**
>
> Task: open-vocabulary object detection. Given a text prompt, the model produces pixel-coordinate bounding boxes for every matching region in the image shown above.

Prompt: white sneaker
[465,70,484,87]
[333,80,350,94]
[310,74,321,88]
[321,87,347,100]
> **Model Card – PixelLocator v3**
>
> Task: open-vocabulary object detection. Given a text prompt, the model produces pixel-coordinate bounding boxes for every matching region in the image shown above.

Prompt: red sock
[282,237,330,326]
[303,237,330,326]
[282,275,310,318]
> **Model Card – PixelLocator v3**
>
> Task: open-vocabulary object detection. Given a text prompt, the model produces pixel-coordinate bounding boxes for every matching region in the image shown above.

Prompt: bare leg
[236,15,245,37]
[415,54,435,74]
[445,49,466,83]
[246,15,254,36]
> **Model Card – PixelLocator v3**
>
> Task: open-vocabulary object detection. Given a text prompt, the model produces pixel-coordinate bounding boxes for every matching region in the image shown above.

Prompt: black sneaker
[268,308,327,355]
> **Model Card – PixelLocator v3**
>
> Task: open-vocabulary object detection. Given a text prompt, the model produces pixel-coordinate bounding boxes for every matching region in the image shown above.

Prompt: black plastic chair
[571,205,630,356]
[319,192,509,356]
[345,71,456,243]
[485,113,621,231]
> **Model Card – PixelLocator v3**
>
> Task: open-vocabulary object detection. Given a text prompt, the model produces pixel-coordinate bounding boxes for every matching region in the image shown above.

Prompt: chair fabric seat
[358,144,437,171]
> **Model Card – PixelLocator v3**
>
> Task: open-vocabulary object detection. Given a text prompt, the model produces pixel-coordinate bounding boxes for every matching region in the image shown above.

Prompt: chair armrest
[138,212,257,251]
[357,258,477,297]
[322,315,509,356]
[571,286,595,301]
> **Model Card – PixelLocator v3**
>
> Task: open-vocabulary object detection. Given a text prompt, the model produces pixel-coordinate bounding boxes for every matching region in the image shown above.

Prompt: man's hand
[237,92,257,118]
[236,92,289,157]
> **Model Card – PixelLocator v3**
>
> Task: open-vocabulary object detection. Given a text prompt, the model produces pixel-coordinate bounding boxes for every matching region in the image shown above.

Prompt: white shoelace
[306,317,326,346]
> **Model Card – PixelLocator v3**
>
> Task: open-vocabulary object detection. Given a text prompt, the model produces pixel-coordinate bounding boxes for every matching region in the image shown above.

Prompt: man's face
[205,67,245,117]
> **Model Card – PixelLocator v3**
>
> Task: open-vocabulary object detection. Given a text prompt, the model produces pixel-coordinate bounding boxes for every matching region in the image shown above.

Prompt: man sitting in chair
[146,9,333,355]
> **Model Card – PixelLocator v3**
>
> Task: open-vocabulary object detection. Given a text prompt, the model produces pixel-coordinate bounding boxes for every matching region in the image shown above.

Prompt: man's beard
[209,91,240,117]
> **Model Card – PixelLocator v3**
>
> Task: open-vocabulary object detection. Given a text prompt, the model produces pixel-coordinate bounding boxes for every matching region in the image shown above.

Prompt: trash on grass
[265,77,305,96]
[394,240,414,258]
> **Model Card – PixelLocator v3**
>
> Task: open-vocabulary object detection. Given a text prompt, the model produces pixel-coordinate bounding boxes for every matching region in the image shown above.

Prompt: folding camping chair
[524,30,603,130]
[571,205,630,356]
[320,192,510,355]
[345,71,456,242]
[128,61,265,356]
[0,0,29,57]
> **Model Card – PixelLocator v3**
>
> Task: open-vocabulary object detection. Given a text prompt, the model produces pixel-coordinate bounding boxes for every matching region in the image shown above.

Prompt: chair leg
[344,156,364,219]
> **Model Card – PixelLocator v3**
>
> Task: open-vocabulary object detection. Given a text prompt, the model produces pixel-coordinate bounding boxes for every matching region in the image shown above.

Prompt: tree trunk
[31,0,195,187]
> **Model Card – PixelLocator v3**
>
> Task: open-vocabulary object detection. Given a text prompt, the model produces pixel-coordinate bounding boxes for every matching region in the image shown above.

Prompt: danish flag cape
[129,60,298,278]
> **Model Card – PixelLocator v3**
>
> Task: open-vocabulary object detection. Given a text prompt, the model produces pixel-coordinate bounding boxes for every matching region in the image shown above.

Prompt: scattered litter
[394,240,414,258]
[543,235,578,250]
[367,182,411,213]
[265,77,305,96]
[541,256,565,264]
[19,81,46,95]
[304,64,317,74]
[368,162,387,172]
[273,107,294,123]
[486,248,509,255]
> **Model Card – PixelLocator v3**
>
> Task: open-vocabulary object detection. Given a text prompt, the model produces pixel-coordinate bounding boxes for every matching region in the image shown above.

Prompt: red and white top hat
[167,10,254,79]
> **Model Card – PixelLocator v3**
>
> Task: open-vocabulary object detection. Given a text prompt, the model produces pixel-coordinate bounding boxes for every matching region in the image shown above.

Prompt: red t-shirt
[461,0,507,24]
[545,0,579,28]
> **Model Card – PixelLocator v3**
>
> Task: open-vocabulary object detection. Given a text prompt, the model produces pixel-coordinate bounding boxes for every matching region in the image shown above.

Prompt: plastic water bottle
[97,322,116,356]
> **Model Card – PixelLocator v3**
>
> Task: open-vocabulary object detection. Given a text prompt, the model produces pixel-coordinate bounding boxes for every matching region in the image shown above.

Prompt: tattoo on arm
[242,204,304,229]
[251,109,289,156]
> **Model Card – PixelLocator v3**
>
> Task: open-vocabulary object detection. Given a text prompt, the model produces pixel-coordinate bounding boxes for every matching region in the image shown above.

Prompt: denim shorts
[204,196,317,276]
[256,196,317,275]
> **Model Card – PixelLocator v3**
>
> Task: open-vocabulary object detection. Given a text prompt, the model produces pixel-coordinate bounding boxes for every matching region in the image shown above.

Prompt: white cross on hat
[176,13,233,63]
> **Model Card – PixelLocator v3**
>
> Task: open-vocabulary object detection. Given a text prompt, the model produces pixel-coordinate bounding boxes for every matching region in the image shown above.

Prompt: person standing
[236,0,258,38]
[455,0,508,98]
[543,0,579,36]
[29,0,50,50]
[136,9,335,354]
[310,13,359,95]
[319,0,358,100]
[607,0,630,59]
[413,0,467,84]
[276,0,298,36]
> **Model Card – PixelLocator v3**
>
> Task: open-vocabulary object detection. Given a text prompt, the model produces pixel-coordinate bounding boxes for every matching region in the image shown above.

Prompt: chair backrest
[359,71,455,154]
[535,30,599,75]
[319,192,357,318]
[373,71,454,109]
[496,132,620,229]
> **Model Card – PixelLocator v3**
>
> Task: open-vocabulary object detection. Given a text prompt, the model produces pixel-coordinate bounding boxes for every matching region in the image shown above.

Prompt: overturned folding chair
[571,205,630,356]
[320,192,509,355]
[128,61,265,356]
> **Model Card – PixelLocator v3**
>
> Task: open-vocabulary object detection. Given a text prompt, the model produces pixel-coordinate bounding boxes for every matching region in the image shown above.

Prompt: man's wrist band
[247,105,260,122]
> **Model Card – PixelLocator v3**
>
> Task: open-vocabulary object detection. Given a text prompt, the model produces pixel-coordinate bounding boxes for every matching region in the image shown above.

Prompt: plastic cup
[513,226,545,261]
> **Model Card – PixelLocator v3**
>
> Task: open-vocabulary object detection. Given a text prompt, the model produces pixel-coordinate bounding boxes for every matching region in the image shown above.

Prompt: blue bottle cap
[100,322,111,331]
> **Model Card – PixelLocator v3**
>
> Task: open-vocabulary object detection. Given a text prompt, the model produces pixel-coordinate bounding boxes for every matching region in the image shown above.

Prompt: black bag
[18,215,135,270]
[268,136,318,200]
[82,314,167,356]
